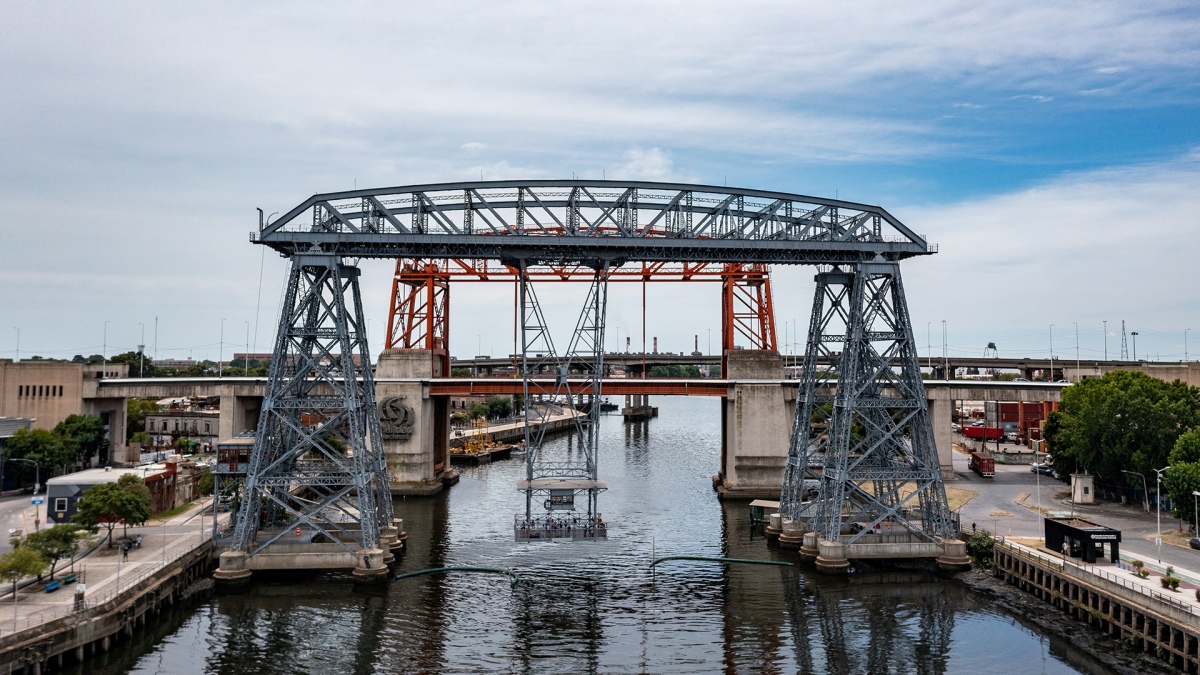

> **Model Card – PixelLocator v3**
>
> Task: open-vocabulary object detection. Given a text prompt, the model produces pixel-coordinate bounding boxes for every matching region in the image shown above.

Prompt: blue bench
[44,581,61,593]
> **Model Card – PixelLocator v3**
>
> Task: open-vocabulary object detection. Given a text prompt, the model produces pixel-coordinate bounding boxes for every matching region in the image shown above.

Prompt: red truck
[969,452,995,477]
[961,425,1005,440]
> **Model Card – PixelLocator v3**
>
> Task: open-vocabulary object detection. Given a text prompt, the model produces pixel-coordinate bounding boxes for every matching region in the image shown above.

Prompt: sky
[1,1,1198,365]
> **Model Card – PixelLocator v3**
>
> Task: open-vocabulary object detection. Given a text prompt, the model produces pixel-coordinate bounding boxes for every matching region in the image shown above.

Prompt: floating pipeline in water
[394,566,522,588]
[650,555,794,568]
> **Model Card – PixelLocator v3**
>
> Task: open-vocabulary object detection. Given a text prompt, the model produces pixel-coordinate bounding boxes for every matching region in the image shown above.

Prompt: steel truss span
[256,180,934,264]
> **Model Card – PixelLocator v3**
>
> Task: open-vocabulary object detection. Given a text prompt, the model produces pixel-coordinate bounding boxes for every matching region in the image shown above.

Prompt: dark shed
[1044,517,1120,564]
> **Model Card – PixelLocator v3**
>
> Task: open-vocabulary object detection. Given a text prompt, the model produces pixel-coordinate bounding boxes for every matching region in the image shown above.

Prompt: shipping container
[962,425,1005,440]
[969,452,995,477]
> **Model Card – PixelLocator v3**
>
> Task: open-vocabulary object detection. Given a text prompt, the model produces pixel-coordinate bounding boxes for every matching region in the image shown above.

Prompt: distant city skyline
[2,2,1197,365]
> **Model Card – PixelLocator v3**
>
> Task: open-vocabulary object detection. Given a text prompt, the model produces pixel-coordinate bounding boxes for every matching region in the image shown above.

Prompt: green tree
[130,431,152,446]
[0,547,48,602]
[126,399,160,438]
[1171,428,1200,465]
[1164,463,1200,532]
[468,402,489,421]
[20,525,87,579]
[72,479,151,546]
[197,472,214,496]
[54,414,107,464]
[485,395,513,420]
[4,428,74,473]
[966,529,995,567]
[450,412,469,427]
[450,367,471,377]
[648,364,702,378]
[1044,371,1200,490]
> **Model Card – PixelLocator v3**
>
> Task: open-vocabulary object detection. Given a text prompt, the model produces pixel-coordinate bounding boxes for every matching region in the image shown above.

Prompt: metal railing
[996,539,1200,625]
[1,531,210,639]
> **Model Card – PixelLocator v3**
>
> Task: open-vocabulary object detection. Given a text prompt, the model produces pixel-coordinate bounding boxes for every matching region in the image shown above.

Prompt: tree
[450,412,469,427]
[4,428,73,473]
[1044,371,1200,492]
[72,479,151,546]
[197,472,214,496]
[485,395,513,420]
[1171,428,1200,465]
[54,414,107,465]
[450,367,471,377]
[130,431,152,446]
[20,525,87,579]
[126,399,160,438]
[0,547,47,607]
[1164,463,1200,532]
[468,402,489,421]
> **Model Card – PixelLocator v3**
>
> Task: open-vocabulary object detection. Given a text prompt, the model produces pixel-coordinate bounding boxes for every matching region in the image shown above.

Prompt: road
[0,493,42,555]
[952,445,1200,572]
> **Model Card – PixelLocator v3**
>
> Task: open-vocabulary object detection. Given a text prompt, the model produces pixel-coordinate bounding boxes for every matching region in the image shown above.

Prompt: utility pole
[138,323,145,377]
[102,320,110,367]
[245,321,250,372]
[1132,331,1139,361]
[1154,466,1169,563]
[927,322,932,374]
[941,320,948,379]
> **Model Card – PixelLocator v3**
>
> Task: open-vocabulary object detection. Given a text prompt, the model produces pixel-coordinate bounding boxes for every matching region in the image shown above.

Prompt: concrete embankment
[990,540,1196,673]
[0,540,216,675]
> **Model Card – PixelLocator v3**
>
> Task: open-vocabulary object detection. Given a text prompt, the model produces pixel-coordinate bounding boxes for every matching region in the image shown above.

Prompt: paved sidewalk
[1,499,226,637]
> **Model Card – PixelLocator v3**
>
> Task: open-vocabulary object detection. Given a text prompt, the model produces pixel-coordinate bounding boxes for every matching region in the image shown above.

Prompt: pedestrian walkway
[1,499,225,637]
[1001,537,1200,624]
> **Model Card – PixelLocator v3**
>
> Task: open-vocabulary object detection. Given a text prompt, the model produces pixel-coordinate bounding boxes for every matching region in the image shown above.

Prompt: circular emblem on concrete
[379,396,415,441]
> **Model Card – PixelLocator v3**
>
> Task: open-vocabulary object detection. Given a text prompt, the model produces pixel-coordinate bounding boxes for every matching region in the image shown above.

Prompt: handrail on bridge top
[995,538,1200,624]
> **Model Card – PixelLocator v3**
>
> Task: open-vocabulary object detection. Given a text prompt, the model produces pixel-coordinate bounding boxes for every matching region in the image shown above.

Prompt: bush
[966,529,995,567]
[1131,559,1144,569]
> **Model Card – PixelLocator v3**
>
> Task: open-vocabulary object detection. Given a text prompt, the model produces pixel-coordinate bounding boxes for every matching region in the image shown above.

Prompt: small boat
[599,398,619,412]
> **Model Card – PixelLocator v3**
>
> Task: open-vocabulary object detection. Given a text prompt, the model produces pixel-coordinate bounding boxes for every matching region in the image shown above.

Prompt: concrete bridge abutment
[376,349,452,496]
[714,350,795,500]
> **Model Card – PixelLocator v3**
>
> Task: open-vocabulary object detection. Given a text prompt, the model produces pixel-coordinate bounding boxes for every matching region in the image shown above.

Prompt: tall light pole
[1186,329,1191,362]
[1192,491,1200,537]
[941,320,948,379]
[219,318,225,377]
[11,327,18,363]
[138,323,145,377]
[1099,319,1108,362]
[927,322,932,374]
[707,328,711,356]
[1033,439,1043,524]
[244,321,250,372]
[1153,466,1169,563]
[1132,331,1139,361]
[1122,470,1149,514]
[1074,322,1079,383]
[102,320,110,367]
[1049,324,1054,382]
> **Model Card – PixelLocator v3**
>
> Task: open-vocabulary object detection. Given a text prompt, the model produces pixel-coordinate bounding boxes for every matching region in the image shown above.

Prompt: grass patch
[153,503,194,521]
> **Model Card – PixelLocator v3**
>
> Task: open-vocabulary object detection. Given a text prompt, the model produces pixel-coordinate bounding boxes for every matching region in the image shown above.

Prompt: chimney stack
[653,337,658,353]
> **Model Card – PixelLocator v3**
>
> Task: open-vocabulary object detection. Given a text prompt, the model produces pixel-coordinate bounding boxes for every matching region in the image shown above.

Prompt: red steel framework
[385,259,777,374]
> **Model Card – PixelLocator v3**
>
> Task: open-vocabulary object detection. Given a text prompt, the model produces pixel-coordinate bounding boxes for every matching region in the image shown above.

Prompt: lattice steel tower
[780,260,954,544]
[228,253,393,563]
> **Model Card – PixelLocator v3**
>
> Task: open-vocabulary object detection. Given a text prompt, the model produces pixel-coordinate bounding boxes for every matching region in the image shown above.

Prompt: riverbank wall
[0,540,216,675]
[449,413,580,449]
[994,539,1200,673]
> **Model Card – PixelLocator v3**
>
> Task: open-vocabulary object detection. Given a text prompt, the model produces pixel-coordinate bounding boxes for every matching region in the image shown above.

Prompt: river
[81,396,1130,674]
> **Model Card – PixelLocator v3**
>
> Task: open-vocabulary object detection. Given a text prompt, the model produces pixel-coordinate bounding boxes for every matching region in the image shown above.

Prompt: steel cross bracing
[515,261,609,539]
[780,262,954,544]
[229,254,393,558]
[256,181,934,264]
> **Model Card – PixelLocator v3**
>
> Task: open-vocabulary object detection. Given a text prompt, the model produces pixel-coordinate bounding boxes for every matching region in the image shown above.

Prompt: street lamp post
[1132,331,1139,361]
[138,323,145,377]
[219,319,225,377]
[1192,491,1200,537]
[1153,466,1169,563]
[1033,440,1043,523]
[1186,329,1191,362]
[1122,469,1149,513]
[1049,324,1054,382]
[102,320,110,367]
[5,458,41,531]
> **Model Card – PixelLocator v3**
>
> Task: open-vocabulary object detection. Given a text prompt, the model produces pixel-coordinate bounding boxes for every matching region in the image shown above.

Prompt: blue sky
[1,1,1198,364]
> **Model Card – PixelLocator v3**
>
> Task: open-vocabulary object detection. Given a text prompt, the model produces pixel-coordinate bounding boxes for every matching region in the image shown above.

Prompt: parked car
[1190,538,1200,551]
[1030,462,1054,476]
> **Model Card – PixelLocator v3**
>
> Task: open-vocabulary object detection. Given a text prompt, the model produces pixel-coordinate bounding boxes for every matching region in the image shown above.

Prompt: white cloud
[900,150,1200,357]
[609,148,679,181]
[951,102,983,109]
[461,142,487,151]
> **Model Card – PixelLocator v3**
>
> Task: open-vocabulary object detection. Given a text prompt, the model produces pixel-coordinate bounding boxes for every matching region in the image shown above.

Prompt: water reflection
[109,397,1107,675]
